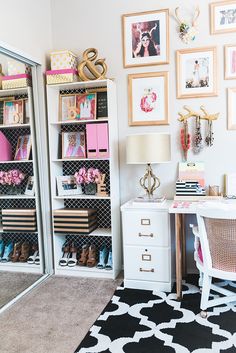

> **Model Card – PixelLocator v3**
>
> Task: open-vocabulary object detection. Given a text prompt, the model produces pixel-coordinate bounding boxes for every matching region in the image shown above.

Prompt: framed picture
[14,134,32,161]
[60,94,77,121]
[128,71,169,126]
[228,87,236,130]
[57,175,82,196]
[210,1,236,34]
[225,44,236,79]
[122,9,169,68]
[3,99,24,125]
[86,88,108,119]
[176,47,217,99]
[62,131,86,159]
[59,93,96,121]
[25,176,35,196]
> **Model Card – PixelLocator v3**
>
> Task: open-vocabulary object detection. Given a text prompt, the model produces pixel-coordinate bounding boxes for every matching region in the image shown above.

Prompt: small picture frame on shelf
[57,175,83,196]
[86,88,108,119]
[14,134,32,161]
[25,176,35,196]
[59,94,77,121]
[62,131,86,159]
[76,93,96,120]
[3,99,24,125]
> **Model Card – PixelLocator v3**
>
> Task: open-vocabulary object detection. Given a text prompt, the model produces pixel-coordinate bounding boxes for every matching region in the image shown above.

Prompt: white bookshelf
[47,79,121,279]
[0,87,44,274]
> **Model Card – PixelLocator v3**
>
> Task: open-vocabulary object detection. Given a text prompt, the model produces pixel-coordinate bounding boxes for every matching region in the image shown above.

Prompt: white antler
[175,7,183,25]
[192,6,200,26]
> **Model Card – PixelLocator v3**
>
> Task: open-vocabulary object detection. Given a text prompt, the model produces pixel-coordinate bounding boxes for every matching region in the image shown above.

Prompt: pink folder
[0,132,12,161]
[86,124,98,158]
[97,123,109,158]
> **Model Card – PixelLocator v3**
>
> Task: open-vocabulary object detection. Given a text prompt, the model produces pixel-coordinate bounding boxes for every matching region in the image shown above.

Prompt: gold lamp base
[139,163,160,198]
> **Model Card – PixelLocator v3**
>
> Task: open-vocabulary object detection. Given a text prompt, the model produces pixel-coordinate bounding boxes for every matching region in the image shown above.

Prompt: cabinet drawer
[124,245,170,282]
[122,211,169,247]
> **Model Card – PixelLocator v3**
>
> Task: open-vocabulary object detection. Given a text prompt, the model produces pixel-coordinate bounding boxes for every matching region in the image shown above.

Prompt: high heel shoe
[11,241,22,262]
[78,244,89,266]
[0,239,4,260]
[27,244,39,264]
[19,242,31,262]
[67,242,78,267]
[105,249,112,270]
[1,242,13,262]
[59,241,71,266]
[96,245,108,269]
[86,244,97,267]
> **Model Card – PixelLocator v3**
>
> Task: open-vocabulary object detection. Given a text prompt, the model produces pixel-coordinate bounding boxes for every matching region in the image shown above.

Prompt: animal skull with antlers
[175,7,200,44]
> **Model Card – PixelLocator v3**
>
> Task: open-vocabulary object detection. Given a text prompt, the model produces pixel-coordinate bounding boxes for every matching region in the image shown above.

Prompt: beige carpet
[0,272,42,309]
[0,275,122,353]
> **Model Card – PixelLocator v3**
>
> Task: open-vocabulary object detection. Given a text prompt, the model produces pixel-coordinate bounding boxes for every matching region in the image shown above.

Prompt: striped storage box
[2,74,32,89]
[53,208,97,234]
[2,209,37,232]
[46,69,78,85]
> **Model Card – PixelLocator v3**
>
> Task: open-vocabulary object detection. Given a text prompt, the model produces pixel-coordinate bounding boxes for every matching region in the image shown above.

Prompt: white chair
[192,204,236,316]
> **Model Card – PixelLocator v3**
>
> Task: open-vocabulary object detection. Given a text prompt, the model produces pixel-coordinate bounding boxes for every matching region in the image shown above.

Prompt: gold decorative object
[174,6,200,44]
[78,48,107,81]
[177,105,219,122]
[0,64,5,90]
[96,173,108,197]
[139,164,160,197]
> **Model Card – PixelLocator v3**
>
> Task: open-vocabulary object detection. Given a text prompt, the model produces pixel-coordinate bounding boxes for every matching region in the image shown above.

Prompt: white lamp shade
[126,133,171,164]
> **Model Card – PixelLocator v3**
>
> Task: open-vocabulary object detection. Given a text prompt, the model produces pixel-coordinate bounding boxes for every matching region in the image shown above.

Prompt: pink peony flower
[74,167,102,185]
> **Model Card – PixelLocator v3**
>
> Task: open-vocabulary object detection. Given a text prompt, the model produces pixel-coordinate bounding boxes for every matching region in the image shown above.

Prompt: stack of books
[53,208,97,234]
[2,209,37,232]
[176,181,206,197]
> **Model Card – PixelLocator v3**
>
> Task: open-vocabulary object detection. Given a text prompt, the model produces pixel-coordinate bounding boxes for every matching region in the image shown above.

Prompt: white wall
[51,0,236,205]
[0,0,52,65]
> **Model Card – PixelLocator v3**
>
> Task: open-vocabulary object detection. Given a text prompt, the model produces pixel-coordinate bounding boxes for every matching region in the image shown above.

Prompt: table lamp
[126,133,171,200]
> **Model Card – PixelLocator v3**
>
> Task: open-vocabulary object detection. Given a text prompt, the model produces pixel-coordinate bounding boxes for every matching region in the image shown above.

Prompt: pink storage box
[0,132,12,161]
[86,123,109,159]
[46,69,78,85]
[2,74,32,89]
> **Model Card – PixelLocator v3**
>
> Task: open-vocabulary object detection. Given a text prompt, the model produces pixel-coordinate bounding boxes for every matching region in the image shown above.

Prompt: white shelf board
[55,265,113,278]
[90,228,111,237]
[0,123,30,130]
[0,195,35,199]
[50,118,108,126]
[52,158,109,162]
[0,159,33,164]
[54,195,110,200]
[47,79,108,91]
[0,87,28,97]
[0,262,41,274]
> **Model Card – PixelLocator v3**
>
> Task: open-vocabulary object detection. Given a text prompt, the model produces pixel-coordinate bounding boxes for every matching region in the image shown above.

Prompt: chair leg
[199,271,203,288]
[200,274,212,311]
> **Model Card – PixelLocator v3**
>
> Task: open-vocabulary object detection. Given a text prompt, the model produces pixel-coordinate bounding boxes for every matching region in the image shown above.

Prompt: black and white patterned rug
[75,276,236,353]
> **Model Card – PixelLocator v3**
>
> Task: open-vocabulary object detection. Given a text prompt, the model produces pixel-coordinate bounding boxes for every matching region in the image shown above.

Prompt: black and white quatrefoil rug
[75,276,236,353]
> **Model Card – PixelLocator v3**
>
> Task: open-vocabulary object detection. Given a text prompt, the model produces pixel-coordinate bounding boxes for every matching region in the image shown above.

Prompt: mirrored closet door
[0,48,51,310]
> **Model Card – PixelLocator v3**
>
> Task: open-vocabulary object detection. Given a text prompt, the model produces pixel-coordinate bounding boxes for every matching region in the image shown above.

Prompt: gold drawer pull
[138,232,154,237]
[139,268,154,273]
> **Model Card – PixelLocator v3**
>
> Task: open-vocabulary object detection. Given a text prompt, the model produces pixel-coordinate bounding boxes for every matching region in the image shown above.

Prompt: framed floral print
[176,47,217,99]
[122,9,169,68]
[228,87,236,130]
[225,44,236,79]
[210,0,236,34]
[128,71,169,126]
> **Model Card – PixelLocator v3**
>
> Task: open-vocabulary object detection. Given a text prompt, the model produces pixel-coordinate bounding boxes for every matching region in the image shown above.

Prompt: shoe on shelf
[96,245,108,269]
[78,244,89,266]
[34,253,40,265]
[67,242,78,267]
[87,244,97,267]
[105,249,112,270]
[19,242,31,262]
[0,239,4,260]
[27,243,39,264]
[1,242,13,262]
[59,241,71,267]
[11,241,22,263]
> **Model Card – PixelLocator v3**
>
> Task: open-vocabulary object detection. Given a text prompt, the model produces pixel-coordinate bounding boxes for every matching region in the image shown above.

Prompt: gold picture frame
[128,71,169,126]
[225,44,236,79]
[122,9,169,68]
[228,87,236,130]
[176,47,217,99]
[210,0,236,34]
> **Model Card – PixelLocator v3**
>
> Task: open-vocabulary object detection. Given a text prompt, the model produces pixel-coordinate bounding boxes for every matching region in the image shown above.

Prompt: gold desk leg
[175,213,183,300]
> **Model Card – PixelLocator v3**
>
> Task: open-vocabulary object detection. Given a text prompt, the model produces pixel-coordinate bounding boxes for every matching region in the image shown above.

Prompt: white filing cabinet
[121,200,174,292]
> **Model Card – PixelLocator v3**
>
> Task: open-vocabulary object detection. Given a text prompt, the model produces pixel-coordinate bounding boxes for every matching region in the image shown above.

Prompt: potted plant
[74,167,102,195]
